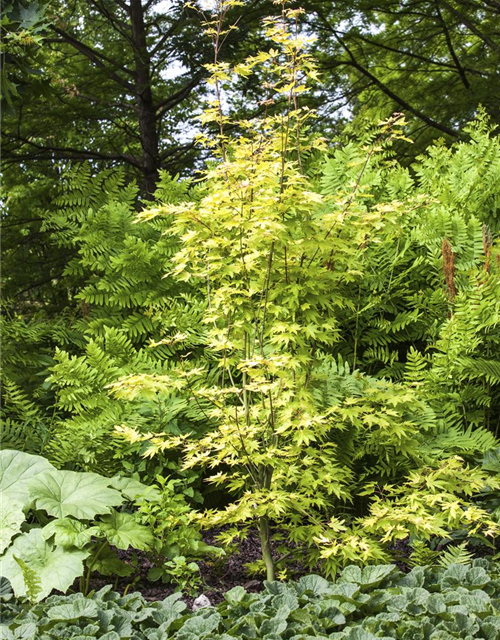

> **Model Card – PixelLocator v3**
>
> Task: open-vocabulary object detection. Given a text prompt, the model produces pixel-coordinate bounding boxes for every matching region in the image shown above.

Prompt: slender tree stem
[258,516,275,581]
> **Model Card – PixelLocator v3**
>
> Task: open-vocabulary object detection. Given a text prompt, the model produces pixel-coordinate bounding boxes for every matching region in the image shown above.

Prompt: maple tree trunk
[259,516,275,581]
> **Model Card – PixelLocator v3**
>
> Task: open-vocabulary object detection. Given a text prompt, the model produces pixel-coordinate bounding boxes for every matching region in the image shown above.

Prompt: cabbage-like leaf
[260,617,287,635]
[47,599,99,620]
[465,566,490,587]
[0,450,55,509]
[29,469,124,519]
[98,511,154,550]
[224,585,247,605]
[0,500,25,554]
[441,564,469,588]
[298,574,331,595]
[42,518,100,549]
[4,622,37,639]
[177,612,221,637]
[339,564,396,587]
[358,565,397,586]
[339,565,362,584]
[0,528,89,601]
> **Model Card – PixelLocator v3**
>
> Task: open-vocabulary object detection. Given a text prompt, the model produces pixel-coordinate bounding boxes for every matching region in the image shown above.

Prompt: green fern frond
[13,556,42,604]
[408,540,440,567]
[437,543,475,568]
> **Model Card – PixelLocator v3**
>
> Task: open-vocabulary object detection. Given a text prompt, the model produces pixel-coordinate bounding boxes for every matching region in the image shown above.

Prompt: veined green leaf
[41,518,99,549]
[98,510,154,550]
[0,528,89,601]
[0,501,25,554]
[29,469,124,519]
[0,450,55,509]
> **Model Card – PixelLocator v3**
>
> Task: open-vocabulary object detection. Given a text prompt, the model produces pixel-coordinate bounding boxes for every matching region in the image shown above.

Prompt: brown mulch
[86,528,272,606]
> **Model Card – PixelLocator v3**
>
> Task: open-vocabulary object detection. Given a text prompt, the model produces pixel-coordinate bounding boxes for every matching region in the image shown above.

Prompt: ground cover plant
[2,560,500,639]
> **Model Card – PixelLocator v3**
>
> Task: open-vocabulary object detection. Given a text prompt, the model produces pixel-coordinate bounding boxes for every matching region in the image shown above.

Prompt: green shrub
[114,3,500,581]
[137,474,223,591]
[2,560,500,639]
[0,449,158,601]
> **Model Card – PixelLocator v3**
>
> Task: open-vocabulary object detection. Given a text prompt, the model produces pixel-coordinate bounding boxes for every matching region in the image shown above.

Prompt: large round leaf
[99,511,154,550]
[0,450,55,509]
[0,500,26,554]
[0,528,89,601]
[29,470,124,519]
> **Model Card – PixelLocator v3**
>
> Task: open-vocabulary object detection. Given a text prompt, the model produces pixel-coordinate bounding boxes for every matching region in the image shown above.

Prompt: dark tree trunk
[129,0,160,198]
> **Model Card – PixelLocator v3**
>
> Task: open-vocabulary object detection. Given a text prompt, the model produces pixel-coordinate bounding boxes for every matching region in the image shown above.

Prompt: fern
[437,542,475,568]
[30,167,210,474]
[408,540,440,567]
[13,556,42,604]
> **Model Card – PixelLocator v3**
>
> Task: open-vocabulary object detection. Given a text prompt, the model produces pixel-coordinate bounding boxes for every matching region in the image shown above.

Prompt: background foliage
[1,0,500,606]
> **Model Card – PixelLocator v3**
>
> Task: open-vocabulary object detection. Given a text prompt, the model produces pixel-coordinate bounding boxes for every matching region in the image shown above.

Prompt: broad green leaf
[177,612,221,636]
[224,585,247,605]
[344,628,380,640]
[453,610,480,634]
[339,566,363,584]
[41,518,99,549]
[482,616,500,640]
[98,510,154,550]
[298,574,331,595]
[29,469,124,519]
[330,583,360,600]
[265,581,290,595]
[0,626,15,640]
[465,566,491,587]
[339,565,396,588]
[459,590,491,614]
[482,447,500,473]
[398,566,425,588]
[272,591,299,612]
[0,500,25,554]
[19,3,45,29]
[47,598,99,620]
[260,617,287,635]
[319,605,346,626]
[426,594,446,615]
[151,592,187,627]
[107,611,133,637]
[149,606,184,630]
[8,622,37,639]
[359,565,397,586]
[441,564,469,588]
[0,528,89,601]
[0,450,54,509]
